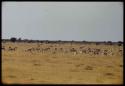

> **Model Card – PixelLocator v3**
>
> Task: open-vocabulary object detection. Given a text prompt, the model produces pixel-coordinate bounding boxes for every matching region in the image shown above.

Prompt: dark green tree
[10,37,17,42]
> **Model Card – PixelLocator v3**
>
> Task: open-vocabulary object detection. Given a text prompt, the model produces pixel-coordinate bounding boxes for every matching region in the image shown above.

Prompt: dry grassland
[2,42,123,84]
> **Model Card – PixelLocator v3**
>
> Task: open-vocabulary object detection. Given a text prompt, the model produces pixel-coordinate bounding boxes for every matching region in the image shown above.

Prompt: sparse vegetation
[10,37,17,43]
[2,40,123,84]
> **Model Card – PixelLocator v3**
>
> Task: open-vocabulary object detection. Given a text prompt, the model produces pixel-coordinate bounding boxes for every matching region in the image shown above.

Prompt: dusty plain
[2,42,123,84]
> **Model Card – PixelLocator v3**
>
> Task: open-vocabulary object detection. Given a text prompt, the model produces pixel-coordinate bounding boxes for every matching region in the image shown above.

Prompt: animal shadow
[33,63,41,66]
[84,66,93,70]
[75,64,84,67]
[8,75,16,78]
[119,64,123,67]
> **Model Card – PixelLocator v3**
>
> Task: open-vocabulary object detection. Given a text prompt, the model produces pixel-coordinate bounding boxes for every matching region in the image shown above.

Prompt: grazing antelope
[79,46,85,49]
[25,48,34,54]
[93,49,101,55]
[41,48,50,53]
[8,47,17,51]
[103,49,108,56]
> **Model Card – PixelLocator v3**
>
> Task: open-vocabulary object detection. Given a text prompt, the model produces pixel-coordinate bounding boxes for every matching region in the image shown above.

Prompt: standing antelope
[8,47,17,51]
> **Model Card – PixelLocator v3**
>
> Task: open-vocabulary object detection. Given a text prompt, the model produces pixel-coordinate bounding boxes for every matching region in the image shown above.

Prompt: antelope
[8,47,17,51]
[103,49,108,56]
[70,48,78,55]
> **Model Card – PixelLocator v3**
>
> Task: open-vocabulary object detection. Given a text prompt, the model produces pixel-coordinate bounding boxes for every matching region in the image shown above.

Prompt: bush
[10,37,17,42]
[107,41,112,45]
[118,41,123,46]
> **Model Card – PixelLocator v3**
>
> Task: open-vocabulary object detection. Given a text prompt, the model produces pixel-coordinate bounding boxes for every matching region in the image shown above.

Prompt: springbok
[70,48,78,55]
[8,47,17,51]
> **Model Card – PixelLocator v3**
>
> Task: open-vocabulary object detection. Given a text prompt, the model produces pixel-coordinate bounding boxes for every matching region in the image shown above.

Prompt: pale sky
[2,2,123,42]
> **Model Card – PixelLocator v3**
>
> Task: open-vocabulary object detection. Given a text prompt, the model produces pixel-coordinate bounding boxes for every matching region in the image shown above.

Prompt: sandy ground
[2,42,123,84]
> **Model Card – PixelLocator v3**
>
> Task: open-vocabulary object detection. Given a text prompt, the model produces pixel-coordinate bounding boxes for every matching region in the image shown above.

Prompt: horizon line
[2,38,123,43]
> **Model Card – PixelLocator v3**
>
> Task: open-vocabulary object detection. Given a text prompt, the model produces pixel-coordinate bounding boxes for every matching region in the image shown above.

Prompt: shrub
[10,37,17,42]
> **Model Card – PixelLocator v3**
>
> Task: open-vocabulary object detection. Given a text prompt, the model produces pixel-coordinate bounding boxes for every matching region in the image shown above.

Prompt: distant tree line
[1,37,123,46]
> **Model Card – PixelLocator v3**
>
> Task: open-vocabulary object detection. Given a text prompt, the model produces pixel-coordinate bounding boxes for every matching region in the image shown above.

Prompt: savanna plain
[2,42,123,84]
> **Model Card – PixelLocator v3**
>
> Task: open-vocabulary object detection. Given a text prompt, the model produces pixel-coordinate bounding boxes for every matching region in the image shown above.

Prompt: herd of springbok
[2,41,123,56]
[2,41,123,84]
